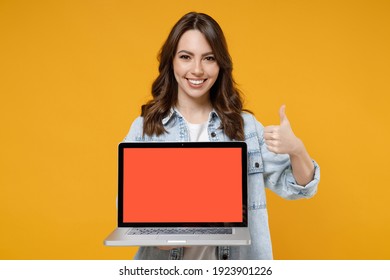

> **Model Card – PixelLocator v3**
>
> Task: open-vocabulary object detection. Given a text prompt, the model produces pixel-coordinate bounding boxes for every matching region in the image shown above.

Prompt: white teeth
[188,79,205,85]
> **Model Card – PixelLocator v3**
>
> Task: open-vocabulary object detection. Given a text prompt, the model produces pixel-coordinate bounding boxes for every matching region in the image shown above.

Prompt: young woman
[124,12,320,260]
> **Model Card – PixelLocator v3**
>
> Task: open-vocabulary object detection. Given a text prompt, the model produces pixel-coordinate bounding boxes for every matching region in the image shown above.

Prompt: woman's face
[173,29,220,105]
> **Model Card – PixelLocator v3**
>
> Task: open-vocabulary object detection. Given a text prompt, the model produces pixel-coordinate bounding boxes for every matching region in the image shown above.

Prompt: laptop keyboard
[127,228,233,235]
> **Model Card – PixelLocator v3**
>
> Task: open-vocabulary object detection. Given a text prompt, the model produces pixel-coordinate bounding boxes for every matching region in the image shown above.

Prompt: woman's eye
[205,56,216,61]
[179,55,191,60]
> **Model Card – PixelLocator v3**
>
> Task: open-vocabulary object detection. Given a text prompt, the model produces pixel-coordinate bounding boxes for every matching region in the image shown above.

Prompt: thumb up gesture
[264,105,303,155]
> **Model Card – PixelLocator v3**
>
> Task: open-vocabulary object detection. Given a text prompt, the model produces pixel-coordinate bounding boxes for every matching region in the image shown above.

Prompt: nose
[191,60,204,76]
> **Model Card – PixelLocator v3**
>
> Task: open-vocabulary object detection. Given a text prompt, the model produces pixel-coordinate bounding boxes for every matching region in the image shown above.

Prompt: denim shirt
[123,108,320,260]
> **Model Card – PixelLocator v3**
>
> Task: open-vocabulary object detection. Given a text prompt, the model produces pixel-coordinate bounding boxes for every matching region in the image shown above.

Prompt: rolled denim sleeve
[254,115,320,200]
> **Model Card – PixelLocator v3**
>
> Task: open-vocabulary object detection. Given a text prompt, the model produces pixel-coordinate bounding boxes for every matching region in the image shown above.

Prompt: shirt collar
[162,108,177,125]
[162,108,220,126]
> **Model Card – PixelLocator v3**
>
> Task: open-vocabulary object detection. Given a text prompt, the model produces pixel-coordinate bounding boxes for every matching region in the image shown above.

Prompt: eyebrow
[177,50,214,56]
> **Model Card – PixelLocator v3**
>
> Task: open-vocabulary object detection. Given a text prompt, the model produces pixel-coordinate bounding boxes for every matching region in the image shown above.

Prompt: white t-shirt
[183,119,218,260]
[186,121,209,142]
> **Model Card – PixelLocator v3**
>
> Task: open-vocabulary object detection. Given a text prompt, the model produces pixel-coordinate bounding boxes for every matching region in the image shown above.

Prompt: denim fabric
[123,108,320,260]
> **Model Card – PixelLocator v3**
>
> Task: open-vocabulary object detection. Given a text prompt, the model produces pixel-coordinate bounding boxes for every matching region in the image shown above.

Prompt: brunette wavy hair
[141,12,248,140]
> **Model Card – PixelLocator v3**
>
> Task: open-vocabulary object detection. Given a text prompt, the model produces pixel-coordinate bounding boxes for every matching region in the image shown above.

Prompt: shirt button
[211,132,216,138]
[255,162,260,168]
[222,254,228,260]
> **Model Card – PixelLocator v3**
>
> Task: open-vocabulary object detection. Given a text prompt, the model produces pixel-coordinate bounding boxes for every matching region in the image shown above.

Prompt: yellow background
[1,0,389,259]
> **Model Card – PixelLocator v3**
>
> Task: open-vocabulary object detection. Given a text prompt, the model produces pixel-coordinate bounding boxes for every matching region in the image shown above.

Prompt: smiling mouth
[186,78,207,85]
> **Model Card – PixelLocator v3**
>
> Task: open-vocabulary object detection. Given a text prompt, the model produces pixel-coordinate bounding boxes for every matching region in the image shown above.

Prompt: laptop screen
[118,142,247,227]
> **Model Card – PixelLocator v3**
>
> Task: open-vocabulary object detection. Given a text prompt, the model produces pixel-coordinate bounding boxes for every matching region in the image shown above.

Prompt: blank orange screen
[123,148,243,223]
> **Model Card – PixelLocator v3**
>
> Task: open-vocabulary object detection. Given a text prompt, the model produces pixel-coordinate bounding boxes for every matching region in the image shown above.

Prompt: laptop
[104,141,251,246]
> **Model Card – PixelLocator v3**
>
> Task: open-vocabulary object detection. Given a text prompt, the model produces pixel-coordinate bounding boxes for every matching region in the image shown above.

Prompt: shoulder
[123,116,144,142]
[130,116,144,129]
[241,111,264,134]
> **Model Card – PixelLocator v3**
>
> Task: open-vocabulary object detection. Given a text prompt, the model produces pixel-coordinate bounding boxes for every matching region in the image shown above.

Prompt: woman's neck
[176,98,212,124]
